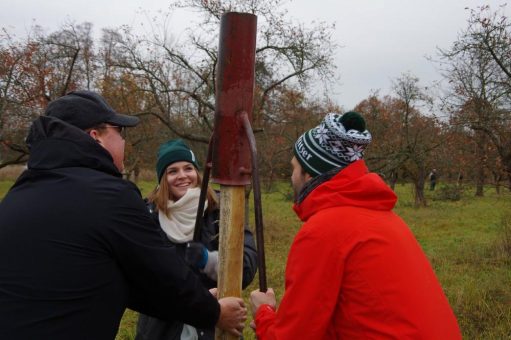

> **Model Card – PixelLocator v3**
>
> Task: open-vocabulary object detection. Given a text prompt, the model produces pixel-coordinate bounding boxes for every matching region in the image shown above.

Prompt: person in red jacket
[250,112,461,339]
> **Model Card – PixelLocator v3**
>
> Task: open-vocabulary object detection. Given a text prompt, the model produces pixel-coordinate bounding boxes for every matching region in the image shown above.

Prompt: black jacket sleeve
[100,183,220,329]
[241,225,258,289]
[203,209,258,289]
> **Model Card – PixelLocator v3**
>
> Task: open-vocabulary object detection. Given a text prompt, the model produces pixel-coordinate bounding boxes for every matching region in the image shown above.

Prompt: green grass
[1,180,510,338]
[393,183,511,339]
[0,181,14,200]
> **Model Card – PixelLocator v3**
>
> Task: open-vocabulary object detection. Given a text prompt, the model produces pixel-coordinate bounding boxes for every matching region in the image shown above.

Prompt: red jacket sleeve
[255,220,347,339]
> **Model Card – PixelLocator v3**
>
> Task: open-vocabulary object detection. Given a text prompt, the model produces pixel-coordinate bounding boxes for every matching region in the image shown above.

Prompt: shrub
[433,184,462,201]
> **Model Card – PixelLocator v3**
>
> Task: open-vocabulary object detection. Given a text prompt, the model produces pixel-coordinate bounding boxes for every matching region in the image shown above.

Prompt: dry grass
[0,165,25,180]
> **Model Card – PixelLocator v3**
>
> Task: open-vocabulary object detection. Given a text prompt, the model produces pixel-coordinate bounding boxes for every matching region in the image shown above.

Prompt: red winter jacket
[255,160,461,339]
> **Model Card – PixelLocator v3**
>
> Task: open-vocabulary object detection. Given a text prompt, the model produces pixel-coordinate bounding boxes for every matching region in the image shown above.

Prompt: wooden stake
[215,185,245,340]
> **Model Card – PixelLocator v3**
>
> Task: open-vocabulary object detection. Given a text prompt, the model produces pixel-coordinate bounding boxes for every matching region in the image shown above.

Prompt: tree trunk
[493,171,502,194]
[456,171,464,188]
[504,158,511,192]
[474,132,487,197]
[389,170,398,190]
[414,168,427,207]
[265,167,275,192]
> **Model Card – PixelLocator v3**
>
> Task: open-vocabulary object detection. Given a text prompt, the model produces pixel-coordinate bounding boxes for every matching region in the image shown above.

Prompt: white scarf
[158,187,207,243]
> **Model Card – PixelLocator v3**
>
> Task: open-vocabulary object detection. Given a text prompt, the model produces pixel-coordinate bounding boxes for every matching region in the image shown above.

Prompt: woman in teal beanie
[136,139,258,340]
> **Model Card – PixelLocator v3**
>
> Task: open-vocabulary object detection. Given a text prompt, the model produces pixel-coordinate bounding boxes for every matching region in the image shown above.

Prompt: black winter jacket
[136,199,258,340]
[146,201,258,289]
[0,116,220,340]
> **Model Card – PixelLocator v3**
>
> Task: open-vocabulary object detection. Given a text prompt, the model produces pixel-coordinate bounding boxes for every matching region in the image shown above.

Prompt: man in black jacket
[0,91,246,339]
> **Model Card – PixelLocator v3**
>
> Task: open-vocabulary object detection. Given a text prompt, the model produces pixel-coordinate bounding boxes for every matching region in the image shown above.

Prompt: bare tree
[438,5,511,191]
[0,29,43,168]
[1,2,338,177]
[105,0,338,144]
[0,23,98,168]
[358,74,442,207]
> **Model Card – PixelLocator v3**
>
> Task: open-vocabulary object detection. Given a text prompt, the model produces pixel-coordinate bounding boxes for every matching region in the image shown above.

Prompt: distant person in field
[249,112,461,339]
[135,139,258,340]
[429,168,437,190]
[0,91,246,340]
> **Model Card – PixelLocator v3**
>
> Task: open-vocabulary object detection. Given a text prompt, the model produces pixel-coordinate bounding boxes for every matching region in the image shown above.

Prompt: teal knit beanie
[156,139,199,182]
[293,112,372,177]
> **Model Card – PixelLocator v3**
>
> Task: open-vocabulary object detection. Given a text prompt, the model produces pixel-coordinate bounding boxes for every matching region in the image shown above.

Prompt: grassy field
[119,181,511,340]
[1,180,510,339]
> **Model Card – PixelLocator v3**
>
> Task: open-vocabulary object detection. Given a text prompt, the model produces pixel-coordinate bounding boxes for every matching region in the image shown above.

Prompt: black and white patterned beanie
[293,111,372,177]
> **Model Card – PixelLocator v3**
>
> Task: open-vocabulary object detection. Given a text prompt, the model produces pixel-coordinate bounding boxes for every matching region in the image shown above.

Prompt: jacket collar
[293,160,397,222]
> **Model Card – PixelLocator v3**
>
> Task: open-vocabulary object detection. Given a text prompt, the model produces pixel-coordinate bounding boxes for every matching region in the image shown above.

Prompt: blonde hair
[148,167,218,218]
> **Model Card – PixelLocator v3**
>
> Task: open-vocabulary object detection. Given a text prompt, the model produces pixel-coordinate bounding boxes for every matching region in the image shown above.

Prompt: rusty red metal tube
[211,12,257,185]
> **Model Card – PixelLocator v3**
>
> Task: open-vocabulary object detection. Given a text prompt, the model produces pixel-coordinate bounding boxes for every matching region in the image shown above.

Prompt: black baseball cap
[44,90,140,130]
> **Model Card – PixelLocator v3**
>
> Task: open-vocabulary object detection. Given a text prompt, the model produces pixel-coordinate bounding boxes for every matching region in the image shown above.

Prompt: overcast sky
[2,0,510,110]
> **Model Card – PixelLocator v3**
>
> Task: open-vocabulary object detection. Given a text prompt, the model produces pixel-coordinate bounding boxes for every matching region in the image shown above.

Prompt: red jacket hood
[293,160,397,222]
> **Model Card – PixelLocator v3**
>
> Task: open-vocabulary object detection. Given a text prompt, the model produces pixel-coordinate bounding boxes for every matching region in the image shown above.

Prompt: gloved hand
[185,242,208,269]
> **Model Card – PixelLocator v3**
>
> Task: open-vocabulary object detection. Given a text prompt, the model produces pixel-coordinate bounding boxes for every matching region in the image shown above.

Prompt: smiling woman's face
[165,161,199,201]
